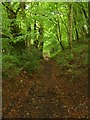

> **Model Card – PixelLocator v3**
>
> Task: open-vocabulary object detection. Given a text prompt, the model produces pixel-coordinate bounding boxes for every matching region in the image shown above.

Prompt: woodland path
[2,60,88,118]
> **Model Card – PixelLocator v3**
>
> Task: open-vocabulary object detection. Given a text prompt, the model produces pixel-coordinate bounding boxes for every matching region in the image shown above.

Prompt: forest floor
[2,59,88,119]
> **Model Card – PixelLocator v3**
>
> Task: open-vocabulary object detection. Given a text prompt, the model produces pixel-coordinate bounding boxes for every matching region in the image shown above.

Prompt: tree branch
[78,3,87,19]
[2,2,16,14]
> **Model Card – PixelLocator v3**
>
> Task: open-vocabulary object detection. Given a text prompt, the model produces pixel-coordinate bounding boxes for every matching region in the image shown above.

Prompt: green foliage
[66,53,74,61]
[57,50,74,67]
[2,2,88,80]
[58,57,67,67]
[23,56,40,75]
[2,55,21,79]
[17,47,42,75]
[1,4,11,37]
[56,42,88,82]
[2,55,19,64]
[2,46,42,79]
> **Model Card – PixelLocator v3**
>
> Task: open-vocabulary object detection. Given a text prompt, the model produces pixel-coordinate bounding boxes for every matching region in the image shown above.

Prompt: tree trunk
[2,2,26,53]
[33,19,39,48]
[57,17,64,50]
[88,2,90,38]
[74,18,79,41]
[73,7,79,41]
[56,28,64,51]
[33,3,39,49]
[88,2,90,93]
[2,2,20,37]
[38,23,44,52]
[27,25,31,50]
[68,3,73,50]
[54,3,64,50]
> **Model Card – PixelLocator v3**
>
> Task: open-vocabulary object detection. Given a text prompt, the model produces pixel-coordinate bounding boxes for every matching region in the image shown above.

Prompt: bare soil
[2,60,88,118]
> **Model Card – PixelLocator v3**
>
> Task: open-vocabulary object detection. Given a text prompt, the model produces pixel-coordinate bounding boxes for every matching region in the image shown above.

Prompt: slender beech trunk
[74,17,79,41]
[27,25,31,50]
[88,2,90,39]
[56,17,64,50]
[78,3,88,38]
[33,3,39,48]
[38,23,44,52]
[55,3,64,50]
[73,7,79,41]
[34,18,39,48]
[68,3,73,50]
[88,2,90,91]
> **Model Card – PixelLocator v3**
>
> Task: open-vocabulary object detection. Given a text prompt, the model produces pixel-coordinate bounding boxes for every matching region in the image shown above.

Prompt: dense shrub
[56,43,88,82]
[17,47,42,75]
[2,46,42,79]
[2,55,21,79]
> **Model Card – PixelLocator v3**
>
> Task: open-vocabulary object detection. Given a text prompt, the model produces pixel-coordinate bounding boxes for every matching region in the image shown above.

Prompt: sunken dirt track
[2,59,88,118]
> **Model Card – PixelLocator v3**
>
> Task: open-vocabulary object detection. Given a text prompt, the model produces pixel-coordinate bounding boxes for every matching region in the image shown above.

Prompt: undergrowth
[56,41,88,83]
[2,47,42,79]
